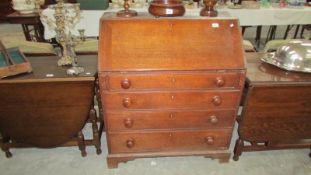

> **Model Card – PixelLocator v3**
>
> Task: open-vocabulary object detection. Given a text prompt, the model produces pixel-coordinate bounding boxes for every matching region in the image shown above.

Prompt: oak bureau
[98,12,246,168]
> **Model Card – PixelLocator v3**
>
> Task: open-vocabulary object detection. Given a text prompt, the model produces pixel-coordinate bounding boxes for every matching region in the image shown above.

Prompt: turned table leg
[90,108,102,155]
[233,138,244,161]
[1,135,12,158]
[95,74,104,124]
[77,131,87,157]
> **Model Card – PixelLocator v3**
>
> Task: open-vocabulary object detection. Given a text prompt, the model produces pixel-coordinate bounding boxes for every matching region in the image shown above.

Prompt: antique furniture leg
[21,24,32,41]
[106,156,136,169]
[255,26,262,49]
[233,138,244,161]
[1,134,12,158]
[77,131,87,157]
[89,108,102,155]
[211,153,231,163]
[95,74,104,132]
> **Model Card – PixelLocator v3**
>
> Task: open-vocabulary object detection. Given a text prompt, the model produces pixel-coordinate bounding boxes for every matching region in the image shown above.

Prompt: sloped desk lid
[98,12,246,71]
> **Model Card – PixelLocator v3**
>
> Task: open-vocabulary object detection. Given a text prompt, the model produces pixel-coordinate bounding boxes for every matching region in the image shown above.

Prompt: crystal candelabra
[41,0,82,66]
[66,32,85,75]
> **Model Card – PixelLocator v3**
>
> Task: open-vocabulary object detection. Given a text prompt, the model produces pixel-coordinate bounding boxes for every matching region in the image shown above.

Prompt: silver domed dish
[261,40,311,73]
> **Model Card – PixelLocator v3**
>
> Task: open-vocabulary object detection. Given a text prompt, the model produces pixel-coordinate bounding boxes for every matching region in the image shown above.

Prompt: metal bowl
[261,40,311,73]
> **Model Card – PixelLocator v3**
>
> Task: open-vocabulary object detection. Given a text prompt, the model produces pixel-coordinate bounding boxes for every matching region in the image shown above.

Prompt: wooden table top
[0,55,97,83]
[6,11,41,24]
[245,52,311,85]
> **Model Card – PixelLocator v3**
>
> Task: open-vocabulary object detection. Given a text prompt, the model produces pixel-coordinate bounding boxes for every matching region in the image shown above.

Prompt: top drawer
[99,71,244,91]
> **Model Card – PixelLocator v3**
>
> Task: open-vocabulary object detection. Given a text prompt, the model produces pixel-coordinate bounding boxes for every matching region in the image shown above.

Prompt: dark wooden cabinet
[233,53,311,160]
[98,13,246,168]
[0,55,102,157]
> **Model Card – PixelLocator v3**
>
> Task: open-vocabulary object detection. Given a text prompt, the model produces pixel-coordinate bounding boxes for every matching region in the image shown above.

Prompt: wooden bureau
[98,13,246,168]
[233,53,311,160]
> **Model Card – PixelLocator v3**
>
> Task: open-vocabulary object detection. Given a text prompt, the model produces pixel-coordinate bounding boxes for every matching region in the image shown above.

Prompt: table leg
[255,26,262,49]
[0,134,12,158]
[90,108,102,155]
[233,138,244,161]
[21,24,32,41]
[293,25,300,39]
[77,131,87,157]
[265,26,277,44]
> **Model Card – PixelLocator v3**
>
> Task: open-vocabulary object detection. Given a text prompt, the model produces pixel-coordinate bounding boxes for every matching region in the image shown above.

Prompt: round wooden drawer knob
[212,96,222,106]
[215,77,225,87]
[122,97,132,108]
[209,115,218,124]
[124,118,134,128]
[205,136,214,145]
[121,79,131,89]
[126,138,135,148]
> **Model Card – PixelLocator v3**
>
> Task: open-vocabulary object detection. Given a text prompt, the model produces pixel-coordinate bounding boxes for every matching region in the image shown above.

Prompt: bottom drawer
[108,129,232,154]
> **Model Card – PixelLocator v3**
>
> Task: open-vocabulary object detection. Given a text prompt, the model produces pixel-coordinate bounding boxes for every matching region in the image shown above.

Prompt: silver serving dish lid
[261,40,311,73]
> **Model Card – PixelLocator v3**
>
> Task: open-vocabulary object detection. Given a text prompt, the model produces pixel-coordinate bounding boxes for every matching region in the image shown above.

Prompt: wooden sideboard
[0,55,102,157]
[98,13,246,168]
[233,53,311,160]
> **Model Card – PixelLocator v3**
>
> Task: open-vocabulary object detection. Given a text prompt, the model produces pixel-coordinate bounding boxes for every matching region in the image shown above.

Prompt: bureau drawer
[108,129,232,153]
[100,71,242,91]
[102,91,241,110]
[106,110,236,131]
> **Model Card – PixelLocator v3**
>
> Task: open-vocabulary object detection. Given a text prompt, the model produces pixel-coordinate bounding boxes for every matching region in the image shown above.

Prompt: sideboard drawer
[102,91,241,110]
[106,110,236,131]
[108,129,232,153]
[100,71,242,91]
